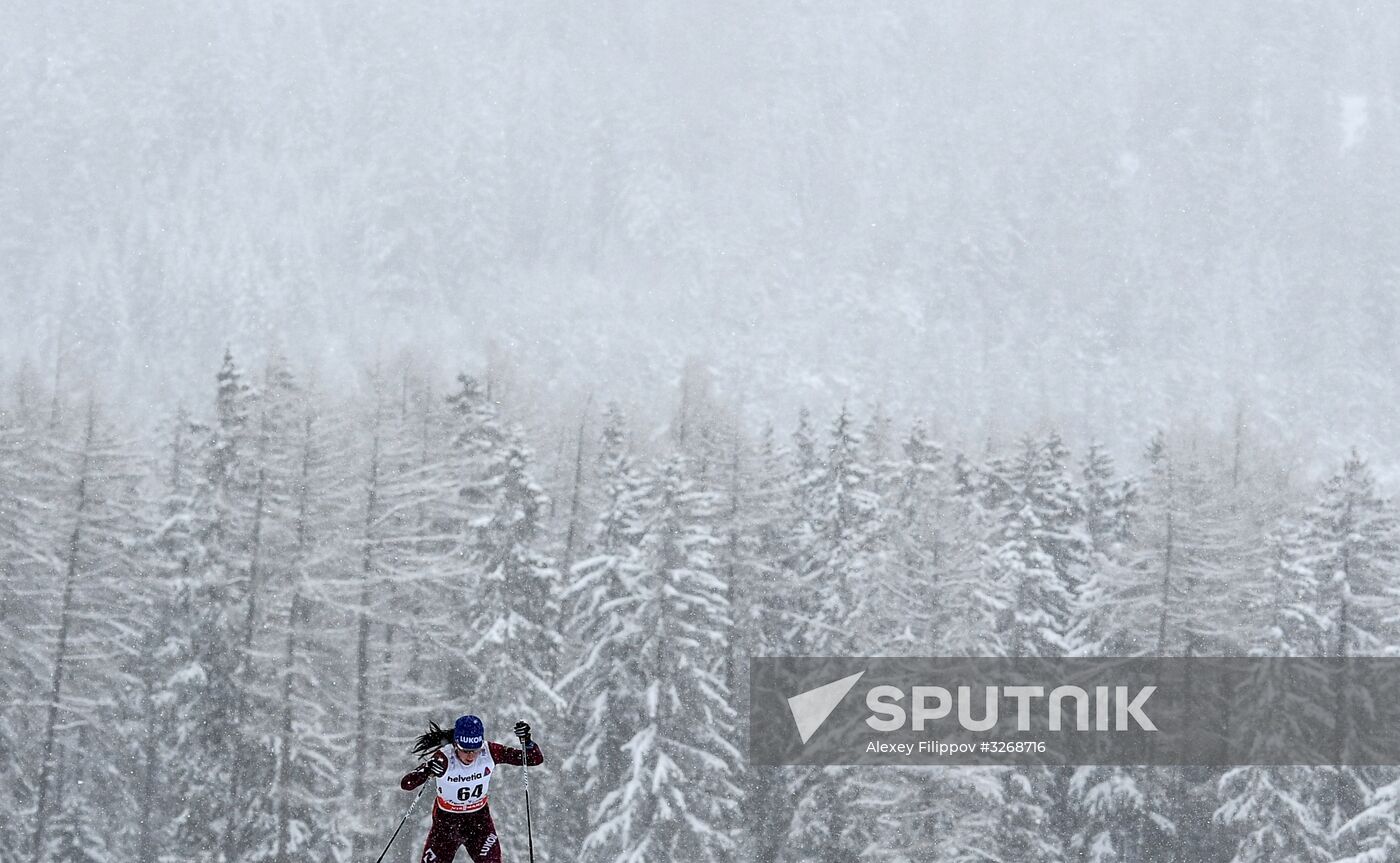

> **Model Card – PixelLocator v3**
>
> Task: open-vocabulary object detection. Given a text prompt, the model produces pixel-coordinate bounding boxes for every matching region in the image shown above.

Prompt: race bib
[435,746,496,813]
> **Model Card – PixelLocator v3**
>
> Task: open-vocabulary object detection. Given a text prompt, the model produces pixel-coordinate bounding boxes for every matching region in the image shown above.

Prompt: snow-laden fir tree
[785,408,880,863]
[220,357,310,863]
[1089,431,1257,658]
[342,373,464,863]
[264,403,356,863]
[120,408,198,863]
[1078,434,1260,863]
[26,400,147,863]
[790,406,880,653]
[1080,440,1135,559]
[1300,451,1400,859]
[397,372,565,856]
[709,423,756,861]
[461,426,563,841]
[563,404,649,863]
[428,371,507,679]
[972,435,1092,863]
[1213,521,1332,863]
[169,350,259,862]
[855,421,996,861]
[744,423,799,659]
[345,390,394,863]
[584,454,739,863]
[1333,778,1400,863]
[870,419,947,651]
[1305,450,1399,660]
[978,433,1091,657]
[0,391,48,863]
[1069,764,1159,863]
[1071,441,1136,655]
[45,411,144,863]
[730,424,804,863]
[953,436,1079,863]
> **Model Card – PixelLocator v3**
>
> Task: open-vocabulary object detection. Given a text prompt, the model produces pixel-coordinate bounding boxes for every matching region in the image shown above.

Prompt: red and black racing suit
[400,741,544,863]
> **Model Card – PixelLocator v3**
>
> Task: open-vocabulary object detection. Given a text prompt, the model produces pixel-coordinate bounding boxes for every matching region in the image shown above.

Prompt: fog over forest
[3,1,1399,473]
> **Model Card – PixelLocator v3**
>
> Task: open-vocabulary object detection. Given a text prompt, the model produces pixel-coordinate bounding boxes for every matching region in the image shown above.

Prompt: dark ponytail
[412,720,454,758]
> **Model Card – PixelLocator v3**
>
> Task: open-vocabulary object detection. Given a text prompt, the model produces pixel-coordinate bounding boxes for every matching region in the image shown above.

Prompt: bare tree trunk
[351,406,384,863]
[272,590,307,863]
[31,404,95,863]
[561,399,592,571]
[274,414,316,863]
[223,456,268,863]
[723,432,744,704]
[133,657,165,863]
[135,413,192,863]
[1153,459,1177,659]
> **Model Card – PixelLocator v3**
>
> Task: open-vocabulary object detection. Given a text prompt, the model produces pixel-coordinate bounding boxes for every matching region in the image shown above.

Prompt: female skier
[401,714,544,863]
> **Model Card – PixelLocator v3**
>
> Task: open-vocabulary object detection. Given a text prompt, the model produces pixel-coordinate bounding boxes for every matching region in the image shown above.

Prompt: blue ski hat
[453,714,485,750]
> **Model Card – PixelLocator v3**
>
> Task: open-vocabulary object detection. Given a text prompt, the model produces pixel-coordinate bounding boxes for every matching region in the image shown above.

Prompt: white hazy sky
[2,1,1398,473]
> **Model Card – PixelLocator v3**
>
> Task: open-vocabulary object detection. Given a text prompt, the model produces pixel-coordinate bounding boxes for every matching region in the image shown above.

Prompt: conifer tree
[1305,450,1399,660]
[1087,432,1255,658]
[586,456,738,863]
[872,419,946,650]
[466,429,563,742]
[124,408,198,863]
[0,390,49,861]
[268,405,353,863]
[223,358,305,863]
[976,435,1097,863]
[172,350,258,861]
[735,424,804,863]
[791,406,879,653]
[980,434,1088,657]
[786,408,880,863]
[1080,440,1134,557]
[1300,452,1400,858]
[1212,522,1331,863]
[29,400,146,863]
[359,369,462,863]
[564,404,649,863]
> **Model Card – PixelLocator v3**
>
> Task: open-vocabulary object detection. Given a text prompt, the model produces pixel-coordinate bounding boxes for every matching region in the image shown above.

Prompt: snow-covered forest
[6,1,1400,861]
[3,353,1399,863]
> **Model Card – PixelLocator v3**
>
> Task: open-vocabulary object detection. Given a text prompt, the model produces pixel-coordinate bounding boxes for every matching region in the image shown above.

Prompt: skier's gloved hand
[513,721,532,744]
[422,755,447,777]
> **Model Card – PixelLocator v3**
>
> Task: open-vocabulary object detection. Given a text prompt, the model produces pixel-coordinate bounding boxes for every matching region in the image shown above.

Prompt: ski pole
[374,784,426,863]
[521,736,536,863]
